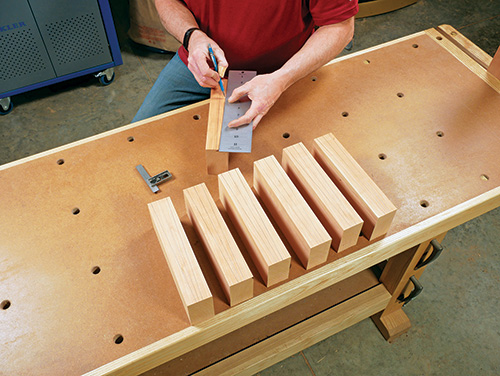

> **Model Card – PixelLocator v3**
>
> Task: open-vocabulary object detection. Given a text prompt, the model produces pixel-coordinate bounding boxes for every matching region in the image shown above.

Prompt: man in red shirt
[133,0,358,128]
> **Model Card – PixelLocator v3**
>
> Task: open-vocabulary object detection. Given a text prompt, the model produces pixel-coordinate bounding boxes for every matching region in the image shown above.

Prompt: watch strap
[183,27,201,52]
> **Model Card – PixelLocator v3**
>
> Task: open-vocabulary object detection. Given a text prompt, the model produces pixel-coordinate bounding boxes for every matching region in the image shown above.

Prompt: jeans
[132,53,211,123]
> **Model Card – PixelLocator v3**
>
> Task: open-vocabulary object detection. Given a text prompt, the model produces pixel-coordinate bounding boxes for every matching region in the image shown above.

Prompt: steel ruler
[218,70,257,153]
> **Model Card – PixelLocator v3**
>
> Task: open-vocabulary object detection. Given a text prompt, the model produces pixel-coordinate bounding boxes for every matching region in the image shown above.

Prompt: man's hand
[187,31,228,89]
[227,73,286,129]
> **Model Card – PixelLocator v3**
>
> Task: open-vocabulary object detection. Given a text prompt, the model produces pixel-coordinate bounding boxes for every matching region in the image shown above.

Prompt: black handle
[397,276,423,306]
[415,239,444,270]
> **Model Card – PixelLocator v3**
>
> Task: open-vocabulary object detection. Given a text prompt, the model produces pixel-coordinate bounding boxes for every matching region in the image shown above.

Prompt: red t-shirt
[178,0,359,74]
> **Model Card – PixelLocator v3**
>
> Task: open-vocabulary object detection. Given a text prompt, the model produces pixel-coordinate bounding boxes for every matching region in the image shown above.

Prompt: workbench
[1,25,499,375]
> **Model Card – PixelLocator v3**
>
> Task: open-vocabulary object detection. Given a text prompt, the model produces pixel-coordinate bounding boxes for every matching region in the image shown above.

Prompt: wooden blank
[184,183,253,306]
[282,142,364,252]
[148,197,214,325]
[254,155,332,269]
[206,81,229,175]
[218,168,291,286]
[313,133,397,240]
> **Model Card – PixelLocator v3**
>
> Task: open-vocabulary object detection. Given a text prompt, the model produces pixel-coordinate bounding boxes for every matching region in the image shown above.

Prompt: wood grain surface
[184,183,253,306]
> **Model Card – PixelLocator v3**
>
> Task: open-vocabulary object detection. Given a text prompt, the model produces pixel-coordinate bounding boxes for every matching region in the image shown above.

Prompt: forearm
[154,0,198,43]
[274,17,355,92]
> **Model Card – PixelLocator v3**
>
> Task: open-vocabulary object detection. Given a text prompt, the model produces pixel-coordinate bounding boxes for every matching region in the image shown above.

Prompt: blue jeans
[132,53,210,122]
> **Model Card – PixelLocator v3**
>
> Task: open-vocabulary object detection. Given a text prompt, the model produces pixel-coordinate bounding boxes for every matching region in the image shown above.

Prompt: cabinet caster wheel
[0,97,13,115]
[96,68,115,86]
[99,72,115,85]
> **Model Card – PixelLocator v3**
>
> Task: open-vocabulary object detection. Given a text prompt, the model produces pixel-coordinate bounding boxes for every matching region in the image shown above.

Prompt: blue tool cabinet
[0,0,122,114]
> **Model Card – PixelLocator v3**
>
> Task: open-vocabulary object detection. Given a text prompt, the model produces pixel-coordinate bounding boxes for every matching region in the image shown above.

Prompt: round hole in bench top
[480,174,489,181]
[1,300,11,310]
[412,44,419,48]
[436,131,444,137]
[127,136,134,142]
[57,159,65,165]
[193,114,201,120]
[72,208,80,215]
[397,92,404,98]
[311,76,317,81]
[91,266,101,275]
[420,200,429,208]
[114,334,124,344]
[282,133,290,139]
[378,153,387,160]
[342,112,349,117]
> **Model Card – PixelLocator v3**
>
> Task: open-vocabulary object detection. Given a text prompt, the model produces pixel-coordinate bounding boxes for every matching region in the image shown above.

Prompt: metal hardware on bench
[136,164,172,193]
[397,275,423,306]
[415,239,444,270]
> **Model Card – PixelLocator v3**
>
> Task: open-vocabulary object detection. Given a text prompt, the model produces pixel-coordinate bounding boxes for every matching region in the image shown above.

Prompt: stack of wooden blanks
[148,133,397,325]
[184,182,253,306]
[219,168,291,287]
[313,133,397,240]
[206,83,228,175]
[282,142,364,252]
[148,197,214,325]
[254,155,332,269]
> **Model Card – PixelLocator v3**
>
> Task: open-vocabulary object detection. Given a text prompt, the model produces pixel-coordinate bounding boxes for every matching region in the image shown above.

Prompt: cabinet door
[28,0,113,77]
[0,0,56,94]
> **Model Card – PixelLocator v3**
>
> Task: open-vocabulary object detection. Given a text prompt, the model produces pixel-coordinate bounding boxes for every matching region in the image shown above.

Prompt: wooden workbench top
[1,26,499,376]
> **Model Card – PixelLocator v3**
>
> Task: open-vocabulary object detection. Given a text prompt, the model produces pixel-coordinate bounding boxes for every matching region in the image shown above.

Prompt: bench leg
[371,232,447,342]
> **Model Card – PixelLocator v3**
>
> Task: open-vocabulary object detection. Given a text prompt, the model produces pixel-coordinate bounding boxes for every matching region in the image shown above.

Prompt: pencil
[208,43,226,96]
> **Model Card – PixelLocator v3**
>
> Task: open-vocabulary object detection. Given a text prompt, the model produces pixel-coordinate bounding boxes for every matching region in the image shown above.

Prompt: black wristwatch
[183,27,201,52]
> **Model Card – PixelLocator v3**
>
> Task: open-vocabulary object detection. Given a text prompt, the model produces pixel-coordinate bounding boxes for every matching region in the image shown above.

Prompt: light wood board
[313,133,397,240]
[148,197,214,325]
[206,81,228,174]
[184,183,253,306]
[218,168,291,286]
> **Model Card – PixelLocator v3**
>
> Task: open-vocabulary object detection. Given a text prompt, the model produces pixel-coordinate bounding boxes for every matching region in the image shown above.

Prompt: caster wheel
[98,71,115,86]
[0,98,13,115]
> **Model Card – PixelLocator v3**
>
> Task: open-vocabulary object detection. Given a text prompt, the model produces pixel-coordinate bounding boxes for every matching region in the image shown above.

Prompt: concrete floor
[1,0,499,375]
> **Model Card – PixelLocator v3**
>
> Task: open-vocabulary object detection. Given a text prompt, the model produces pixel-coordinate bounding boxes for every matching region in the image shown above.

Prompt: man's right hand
[187,30,228,89]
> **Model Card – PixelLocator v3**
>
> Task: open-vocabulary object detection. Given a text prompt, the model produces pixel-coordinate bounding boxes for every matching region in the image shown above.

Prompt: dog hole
[193,114,200,120]
[378,153,387,160]
[92,266,101,275]
[72,208,80,215]
[114,334,124,344]
[364,59,371,64]
[1,300,11,310]
[436,36,443,41]
[436,131,444,137]
[420,200,429,208]
[282,133,290,139]
[412,44,419,48]
[311,76,317,82]
[57,159,65,165]
[342,112,349,117]
[397,92,404,98]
